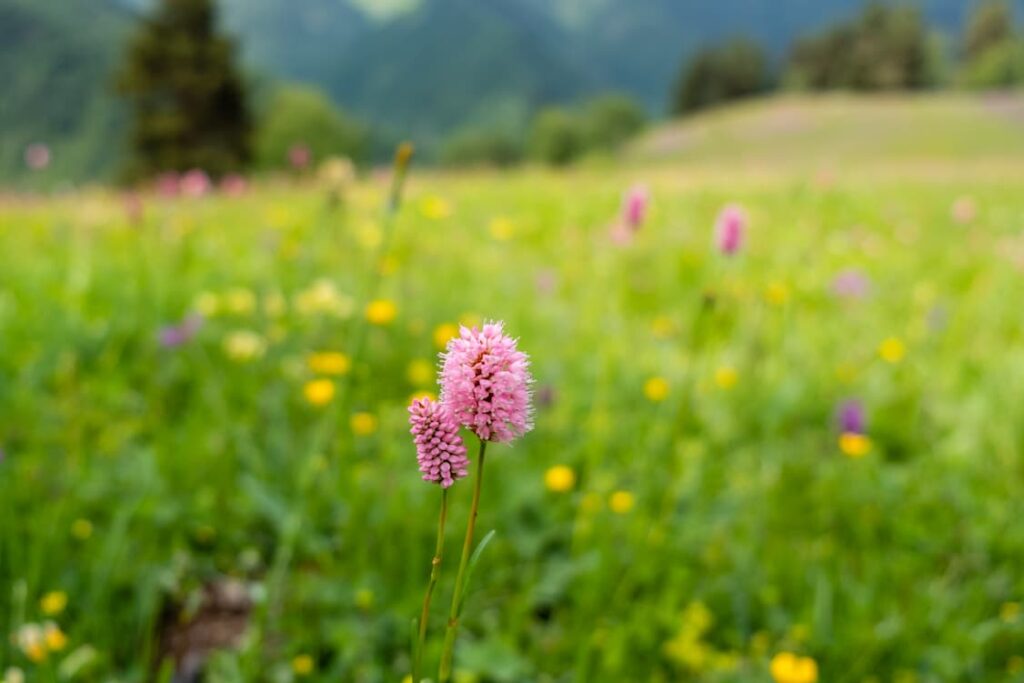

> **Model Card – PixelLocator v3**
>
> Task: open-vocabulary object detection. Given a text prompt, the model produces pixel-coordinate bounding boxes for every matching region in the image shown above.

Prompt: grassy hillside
[631,93,1024,168]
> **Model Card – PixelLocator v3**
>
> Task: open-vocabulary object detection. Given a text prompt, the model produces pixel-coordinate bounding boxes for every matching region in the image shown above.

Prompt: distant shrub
[962,40,1024,88]
[256,85,367,170]
[583,93,647,150]
[785,2,933,91]
[963,0,1015,62]
[672,38,770,114]
[441,129,523,167]
[528,107,586,166]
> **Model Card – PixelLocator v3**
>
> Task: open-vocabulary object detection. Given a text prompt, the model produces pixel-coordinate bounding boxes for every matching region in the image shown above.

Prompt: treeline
[114,0,1024,181]
[672,0,1024,115]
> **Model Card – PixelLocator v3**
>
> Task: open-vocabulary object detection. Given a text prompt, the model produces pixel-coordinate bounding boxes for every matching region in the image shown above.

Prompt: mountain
[3,0,1024,182]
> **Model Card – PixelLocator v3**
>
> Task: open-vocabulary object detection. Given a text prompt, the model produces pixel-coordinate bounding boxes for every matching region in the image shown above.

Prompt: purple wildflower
[836,399,866,435]
[158,313,204,349]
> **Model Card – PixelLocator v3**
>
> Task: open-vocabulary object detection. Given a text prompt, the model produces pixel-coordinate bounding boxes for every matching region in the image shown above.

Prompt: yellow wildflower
[1001,601,1020,623]
[40,591,67,616]
[409,390,437,403]
[714,366,738,390]
[420,196,452,220]
[351,412,378,436]
[765,281,790,306]
[16,625,45,663]
[294,279,354,318]
[193,291,219,317]
[223,330,266,362]
[224,287,256,315]
[545,465,576,493]
[4,667,25,683]
[71,518,93,540]
[770,652,818,683]
[263,291,287,317]
[610,490,635,514]
[43,623,67,652]
[644,376,670,402]
[651,316,675,339]
[434,323,459,349]
[292,654,314,676]
[839,432,872,458]
[356,222,382,249]
[303,379,335,407]
[406,359,434,386]
[1009,656,1024,675]
[307,352,351,376]
[355,588,375,610]
[488,216,515,240]
[365,299,397,325]
[879,337,906,364]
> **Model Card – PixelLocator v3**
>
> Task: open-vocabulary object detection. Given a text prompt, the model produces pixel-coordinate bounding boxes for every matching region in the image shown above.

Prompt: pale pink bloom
[124,193,144,225]
[715,204,746,256]
[156,172,180,197]
[832,269,870,299]
[952,196,976,224]
[408,398,469,488]
[180,169,211,198]
[25,143,51,171]
[289,144,311,171]
[440,322,533,443]
[621,184,649,232]
[220,173,248,197]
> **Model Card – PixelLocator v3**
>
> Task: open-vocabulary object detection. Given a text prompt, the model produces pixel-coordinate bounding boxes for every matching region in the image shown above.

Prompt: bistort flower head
[440,321,533,443]
[622,184,649,232]
[408,398,469,488]
[715,204,746,256]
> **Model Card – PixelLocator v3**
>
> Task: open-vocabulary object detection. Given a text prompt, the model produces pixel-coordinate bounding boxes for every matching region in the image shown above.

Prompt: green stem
[438,439,488,682]
[413,488,449,682]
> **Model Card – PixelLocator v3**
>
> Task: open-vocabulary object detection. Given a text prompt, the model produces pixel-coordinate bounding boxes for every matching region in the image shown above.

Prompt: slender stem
[413,488,449,682]
[438,439,488,682]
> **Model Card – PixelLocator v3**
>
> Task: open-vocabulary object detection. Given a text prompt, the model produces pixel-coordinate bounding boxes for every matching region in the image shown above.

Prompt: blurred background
[3,2,1024,683]
[3,0,1024,184]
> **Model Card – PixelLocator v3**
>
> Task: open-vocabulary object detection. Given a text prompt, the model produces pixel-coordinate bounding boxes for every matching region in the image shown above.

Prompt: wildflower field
[3,99,1024,682]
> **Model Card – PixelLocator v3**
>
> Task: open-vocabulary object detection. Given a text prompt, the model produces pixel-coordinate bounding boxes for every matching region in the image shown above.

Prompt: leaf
[456,529,496,615]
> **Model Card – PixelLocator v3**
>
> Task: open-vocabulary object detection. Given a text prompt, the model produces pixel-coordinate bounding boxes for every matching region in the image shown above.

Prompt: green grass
[631,93,1024,168]
[2,99,1024,681]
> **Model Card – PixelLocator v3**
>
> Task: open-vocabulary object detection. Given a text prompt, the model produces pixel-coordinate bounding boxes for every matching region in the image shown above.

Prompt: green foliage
[672,38,770,115]
[582,93,647,151]
[962,39,1024,87]
[527,107,586,166]
[964,0,1016,61]
[116,0,253,179]
[440,129,523,167]
[255,85,368,169]
[4,144,1024,679]
[786,2,934,91]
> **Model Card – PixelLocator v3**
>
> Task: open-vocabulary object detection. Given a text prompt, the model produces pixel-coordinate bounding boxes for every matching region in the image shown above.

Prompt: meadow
[2,96,1024,682]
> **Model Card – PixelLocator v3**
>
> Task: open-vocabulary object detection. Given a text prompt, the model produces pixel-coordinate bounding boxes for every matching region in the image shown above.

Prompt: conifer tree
[116,0,251,179]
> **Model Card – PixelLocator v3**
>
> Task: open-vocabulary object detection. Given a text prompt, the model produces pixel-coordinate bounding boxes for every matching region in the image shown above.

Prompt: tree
[116,0,252,179]
[786,3,932,91]
[672,39,769,115]
[964,0,1015,61]
[528,108,586,166]
[441,128,523,167]
[255,85,367,169]
[583,93,647,151]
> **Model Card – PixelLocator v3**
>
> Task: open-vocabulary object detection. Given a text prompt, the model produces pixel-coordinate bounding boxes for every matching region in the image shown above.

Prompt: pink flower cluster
[408,398,469,488]
[715,204,746,256]
[440,322,533,443]
[407,321,533,487]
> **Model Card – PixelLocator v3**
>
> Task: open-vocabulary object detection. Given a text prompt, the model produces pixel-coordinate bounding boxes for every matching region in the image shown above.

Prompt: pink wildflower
[289,144,312,171]
[180,169,211,198]
[220,173,248,197]
[440,322,533,443]
[155,172,180,197]
[715,204,746,256]
[24,143,51,171]
[409,398,469,488]
[622,184,649,232]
